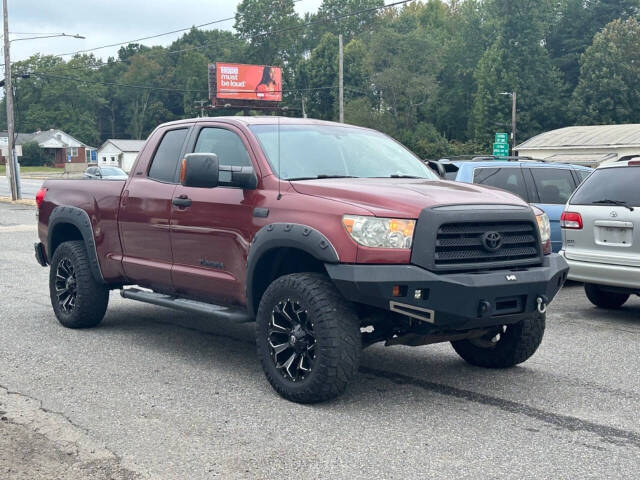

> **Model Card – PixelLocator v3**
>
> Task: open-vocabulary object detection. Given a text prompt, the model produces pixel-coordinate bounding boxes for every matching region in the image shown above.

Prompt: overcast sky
[4,0,324,63]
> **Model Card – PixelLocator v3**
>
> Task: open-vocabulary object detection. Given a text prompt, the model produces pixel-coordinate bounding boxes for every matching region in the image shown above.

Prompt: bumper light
[343,215,415,249]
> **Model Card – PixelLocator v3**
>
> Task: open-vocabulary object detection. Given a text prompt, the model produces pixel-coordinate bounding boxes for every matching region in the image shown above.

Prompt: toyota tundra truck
[34,117,568,403]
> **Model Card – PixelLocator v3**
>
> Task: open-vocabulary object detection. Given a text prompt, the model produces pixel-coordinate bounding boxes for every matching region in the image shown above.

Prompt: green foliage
[572,17,640,124]
[1,0,637,155]
[20,141,54,166]
[469,0,566,145]
[547,0,639,89]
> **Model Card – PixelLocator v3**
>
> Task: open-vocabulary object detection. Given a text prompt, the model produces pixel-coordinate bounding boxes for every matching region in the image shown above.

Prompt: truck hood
[290,178,529,218]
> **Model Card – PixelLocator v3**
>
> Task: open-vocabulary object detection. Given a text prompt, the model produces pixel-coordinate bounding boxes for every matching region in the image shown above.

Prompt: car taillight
[628,160,640,166]
[561,211,582,229]
[35,187,47,209]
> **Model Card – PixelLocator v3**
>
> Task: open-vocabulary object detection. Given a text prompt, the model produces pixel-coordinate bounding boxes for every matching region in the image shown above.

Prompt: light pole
[499,91,517,155]
[2,0,84,200]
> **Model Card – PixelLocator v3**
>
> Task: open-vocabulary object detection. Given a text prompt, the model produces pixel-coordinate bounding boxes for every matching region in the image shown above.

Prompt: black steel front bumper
[326,254,568,330]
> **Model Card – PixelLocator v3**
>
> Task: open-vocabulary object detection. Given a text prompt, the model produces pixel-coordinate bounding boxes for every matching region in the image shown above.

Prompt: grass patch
[0,165,62,175]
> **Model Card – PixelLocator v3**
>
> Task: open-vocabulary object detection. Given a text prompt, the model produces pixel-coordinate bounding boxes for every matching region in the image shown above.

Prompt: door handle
[172,195,192,208]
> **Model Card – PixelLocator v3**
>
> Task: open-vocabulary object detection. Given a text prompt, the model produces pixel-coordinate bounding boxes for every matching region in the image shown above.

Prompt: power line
[20,0,411,76]
[52,0,305,58]
[29,70,345,97]
[17,1,408,101]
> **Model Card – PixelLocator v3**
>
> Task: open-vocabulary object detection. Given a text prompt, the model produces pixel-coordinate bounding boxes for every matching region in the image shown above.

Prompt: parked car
[428,158,593,252]
[560,159,640,309]
[34,117,568,403]
[84,166,128,180]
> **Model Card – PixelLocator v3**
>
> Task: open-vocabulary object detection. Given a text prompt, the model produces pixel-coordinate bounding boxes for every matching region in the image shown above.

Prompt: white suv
[560,160,640,309]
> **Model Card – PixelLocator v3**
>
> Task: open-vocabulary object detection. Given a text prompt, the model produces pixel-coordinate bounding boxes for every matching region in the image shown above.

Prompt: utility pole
[3,0,19,200]
[511,91,517,154]
[338,34,344,123]
[194,100,208,118]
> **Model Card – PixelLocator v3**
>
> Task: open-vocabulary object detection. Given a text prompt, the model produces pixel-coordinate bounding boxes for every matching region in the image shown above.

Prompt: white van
[560,160,640,308]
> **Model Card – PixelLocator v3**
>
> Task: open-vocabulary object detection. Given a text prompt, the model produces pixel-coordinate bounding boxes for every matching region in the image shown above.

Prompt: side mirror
[427,160,446,178]
[180,153,219,188]
[219,166,258,190]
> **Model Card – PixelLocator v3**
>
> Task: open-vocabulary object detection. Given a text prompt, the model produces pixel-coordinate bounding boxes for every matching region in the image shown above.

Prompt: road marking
[0,224,37,232]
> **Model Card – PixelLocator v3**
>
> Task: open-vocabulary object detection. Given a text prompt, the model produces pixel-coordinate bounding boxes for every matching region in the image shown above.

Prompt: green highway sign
[492,142,509,156]
[495,132,509,144]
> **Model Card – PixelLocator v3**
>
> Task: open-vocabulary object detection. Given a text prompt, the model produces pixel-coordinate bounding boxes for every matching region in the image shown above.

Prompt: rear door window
[529,168,576,204]
[148,128,189,183]
[571,166,640,206]
[473,167,529,201]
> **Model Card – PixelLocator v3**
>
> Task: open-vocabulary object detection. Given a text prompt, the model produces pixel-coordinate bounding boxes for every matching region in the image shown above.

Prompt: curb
[0,196,36,206]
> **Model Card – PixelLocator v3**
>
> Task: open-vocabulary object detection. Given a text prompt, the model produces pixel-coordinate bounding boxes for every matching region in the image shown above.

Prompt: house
[516,124,640,167]
[0,129,96,167]
[97,139,146,172]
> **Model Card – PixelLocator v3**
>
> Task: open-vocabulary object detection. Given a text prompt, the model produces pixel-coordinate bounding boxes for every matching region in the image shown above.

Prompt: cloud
[5,0,323,62]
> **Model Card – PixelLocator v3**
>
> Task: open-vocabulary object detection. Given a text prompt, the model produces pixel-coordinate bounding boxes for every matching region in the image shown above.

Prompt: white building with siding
[97,139,146,172]
[516,124,640,167]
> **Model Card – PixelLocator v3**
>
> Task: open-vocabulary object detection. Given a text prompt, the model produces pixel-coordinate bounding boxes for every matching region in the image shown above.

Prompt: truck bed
[38,178,127,282]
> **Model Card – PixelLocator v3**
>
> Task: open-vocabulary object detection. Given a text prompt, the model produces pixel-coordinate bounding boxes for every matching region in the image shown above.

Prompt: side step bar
[121,288,252,323]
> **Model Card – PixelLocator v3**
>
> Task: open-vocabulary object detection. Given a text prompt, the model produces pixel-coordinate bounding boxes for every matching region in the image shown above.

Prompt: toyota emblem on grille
[610,211,618,218]
[482,231,503,252]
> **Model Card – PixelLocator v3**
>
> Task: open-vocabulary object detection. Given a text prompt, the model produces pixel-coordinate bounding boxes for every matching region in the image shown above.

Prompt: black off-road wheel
[256,273,361,403]
[451,313,545,368]
[49,240,109,329]
[584,283,629,309]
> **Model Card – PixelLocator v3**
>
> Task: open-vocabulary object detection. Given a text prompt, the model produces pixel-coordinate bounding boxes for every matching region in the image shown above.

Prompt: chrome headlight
[536,212,552,254]
[342,215,416,249]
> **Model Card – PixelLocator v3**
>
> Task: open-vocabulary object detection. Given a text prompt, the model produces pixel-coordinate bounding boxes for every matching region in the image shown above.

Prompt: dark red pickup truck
[35,117,568,403]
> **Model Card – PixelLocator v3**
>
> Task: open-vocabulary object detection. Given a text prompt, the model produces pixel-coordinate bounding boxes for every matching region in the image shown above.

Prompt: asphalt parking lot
[1,202,639,479]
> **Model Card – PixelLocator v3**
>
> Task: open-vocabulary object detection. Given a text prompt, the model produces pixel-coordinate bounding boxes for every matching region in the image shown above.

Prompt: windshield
[249,124,438,180]
[100,167,126,176]
[570,166,640,206]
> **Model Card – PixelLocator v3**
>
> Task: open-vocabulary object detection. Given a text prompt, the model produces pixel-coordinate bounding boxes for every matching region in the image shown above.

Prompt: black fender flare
[245,223,339,317]
[48,206,105,284]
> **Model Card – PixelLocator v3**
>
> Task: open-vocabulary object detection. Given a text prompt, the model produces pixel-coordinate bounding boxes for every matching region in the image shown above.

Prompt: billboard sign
[209,63,282,104]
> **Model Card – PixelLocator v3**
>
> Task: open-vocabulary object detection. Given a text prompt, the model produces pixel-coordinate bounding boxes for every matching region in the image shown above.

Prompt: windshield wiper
[591,199,635,211]
[387,174,425,179]
[287,175,357,180]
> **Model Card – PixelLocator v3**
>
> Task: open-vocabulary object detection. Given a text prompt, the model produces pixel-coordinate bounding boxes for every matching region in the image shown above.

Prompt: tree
[547,0,639,90]
[432,0,487,141]
[311,0,384,42]
[366,5,442,134]
[234,0,301,65]
[9,54,106,146]
[469,0,566,145]
[572,18,640,124]
[120,53,168,139]
[20,141,53,166]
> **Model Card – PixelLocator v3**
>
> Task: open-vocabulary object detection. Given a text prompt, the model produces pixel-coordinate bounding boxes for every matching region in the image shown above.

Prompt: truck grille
[434,221,540,268]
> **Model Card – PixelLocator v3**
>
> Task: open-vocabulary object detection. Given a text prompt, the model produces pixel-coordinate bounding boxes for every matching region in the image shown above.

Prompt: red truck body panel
[38,116,532,308]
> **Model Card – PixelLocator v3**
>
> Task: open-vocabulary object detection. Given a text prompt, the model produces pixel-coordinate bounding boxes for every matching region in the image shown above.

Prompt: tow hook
[536,295,549,314]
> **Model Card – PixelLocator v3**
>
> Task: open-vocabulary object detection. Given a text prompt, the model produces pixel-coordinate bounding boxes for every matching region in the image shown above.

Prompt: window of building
[148,128,189,183]
[67,147,78,158]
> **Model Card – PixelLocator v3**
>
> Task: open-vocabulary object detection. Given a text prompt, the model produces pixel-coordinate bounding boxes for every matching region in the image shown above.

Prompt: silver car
[560,160,640,308]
